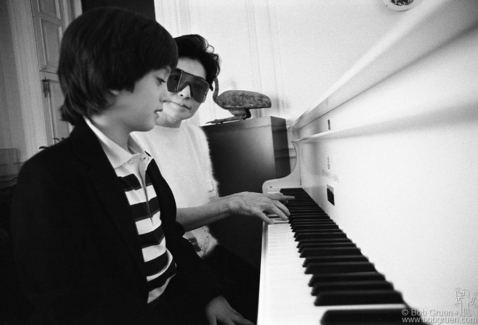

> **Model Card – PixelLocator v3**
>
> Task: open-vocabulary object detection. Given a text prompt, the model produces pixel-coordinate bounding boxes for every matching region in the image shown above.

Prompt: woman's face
[155,57,207,128]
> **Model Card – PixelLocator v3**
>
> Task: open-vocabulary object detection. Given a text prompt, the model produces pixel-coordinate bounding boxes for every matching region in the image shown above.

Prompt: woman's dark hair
[174,34,221,90]
[58,7,177,125]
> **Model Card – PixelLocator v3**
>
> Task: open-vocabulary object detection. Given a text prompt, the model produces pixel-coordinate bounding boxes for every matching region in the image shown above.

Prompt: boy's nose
[159,86,169,101]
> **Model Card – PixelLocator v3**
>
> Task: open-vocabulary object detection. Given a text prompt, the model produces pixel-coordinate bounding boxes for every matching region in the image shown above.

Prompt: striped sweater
[85,117,176,303]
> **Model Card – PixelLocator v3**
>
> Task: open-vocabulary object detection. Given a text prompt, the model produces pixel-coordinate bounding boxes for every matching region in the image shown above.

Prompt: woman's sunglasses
[167,69,210,103]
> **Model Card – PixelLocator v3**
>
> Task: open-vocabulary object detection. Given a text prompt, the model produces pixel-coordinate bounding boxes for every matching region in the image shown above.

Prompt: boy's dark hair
[174,34,221,90]
[58,7,178,125]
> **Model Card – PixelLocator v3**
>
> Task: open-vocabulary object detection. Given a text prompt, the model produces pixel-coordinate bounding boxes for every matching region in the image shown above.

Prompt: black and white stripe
[117,157,176,303]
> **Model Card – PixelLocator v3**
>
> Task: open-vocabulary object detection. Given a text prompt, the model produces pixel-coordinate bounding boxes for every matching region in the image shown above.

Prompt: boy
[12,8,252,325]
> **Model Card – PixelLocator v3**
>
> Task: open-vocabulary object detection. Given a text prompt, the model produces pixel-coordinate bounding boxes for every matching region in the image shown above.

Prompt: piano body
[258,1,478,324]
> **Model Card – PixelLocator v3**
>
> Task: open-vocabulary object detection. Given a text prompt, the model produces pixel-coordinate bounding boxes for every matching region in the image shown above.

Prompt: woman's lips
[167,101,190,110]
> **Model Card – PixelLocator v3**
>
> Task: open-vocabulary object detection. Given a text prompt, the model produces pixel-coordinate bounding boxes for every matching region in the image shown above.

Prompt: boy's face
[155,58,207,128]
[110,68,170,133]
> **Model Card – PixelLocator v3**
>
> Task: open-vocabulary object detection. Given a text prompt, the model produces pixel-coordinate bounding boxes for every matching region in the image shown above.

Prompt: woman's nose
[179,85,191,99]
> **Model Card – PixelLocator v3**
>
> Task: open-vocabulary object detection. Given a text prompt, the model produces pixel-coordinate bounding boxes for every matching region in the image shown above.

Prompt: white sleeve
[193,125,219,198]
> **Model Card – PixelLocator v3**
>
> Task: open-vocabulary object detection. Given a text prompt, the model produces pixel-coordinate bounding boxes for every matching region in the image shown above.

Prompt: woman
[133,34,292,322]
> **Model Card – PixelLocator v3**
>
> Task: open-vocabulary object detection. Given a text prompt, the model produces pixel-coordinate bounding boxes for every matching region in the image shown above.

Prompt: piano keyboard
[258,188,426,324]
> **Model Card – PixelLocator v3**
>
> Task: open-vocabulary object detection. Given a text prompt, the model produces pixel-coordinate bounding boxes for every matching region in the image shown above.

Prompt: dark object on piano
[327,185,335,205]
[202,117,290,270]
[207,78,271,124]
[321,308,427,324]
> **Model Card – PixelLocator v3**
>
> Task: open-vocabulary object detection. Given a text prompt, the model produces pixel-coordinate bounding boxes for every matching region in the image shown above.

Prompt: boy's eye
[157,78,166,84]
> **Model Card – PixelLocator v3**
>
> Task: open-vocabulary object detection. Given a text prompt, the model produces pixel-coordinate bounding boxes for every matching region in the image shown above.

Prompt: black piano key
[321,308,427,325]
[289,212,327,216]
[287,204,320,208]
[290,218,332,223]
[284,193,315,198]
[285,199,316,203]
[290,220,337,225]
[303,255,368,266]
[312,281,394,295]
[298,237,351,244]
[281,188,309,195]
[299,242,357,253]
[294,226,338,232]
[294,229,345,236]
[309,272,387,287]
[289,206,326,210]
[292,224,340,231]
[315,290,405,306]
[285,193,314,197]
[289,209,323,213]
[289,205,324,209]
[295,232,348,241]
[287,197,321,202]
[291,220,333,225]
[285,197,316,202]
[294,227,340,234]
[288,208,326,212]
[298,238,354,249]
[288,208,327,213]
[289,203,321,207]
[292,220,335,224]
[288,206,325,209]
[291,222,337,228]
[286,196,318,201]
[290,217,331,221]
[301,247,362,257]
[290,212,327,217]
[305,261,376,274]
[289,215,331,220]
[295,232,346,239]
[291,212,323,216]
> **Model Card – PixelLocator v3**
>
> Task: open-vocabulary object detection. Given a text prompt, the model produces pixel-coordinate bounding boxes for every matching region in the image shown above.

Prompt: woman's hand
[223,192,292,224]
[177,191,294,230]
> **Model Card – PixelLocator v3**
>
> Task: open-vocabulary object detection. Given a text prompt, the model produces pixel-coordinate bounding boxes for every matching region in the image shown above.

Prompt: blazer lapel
[69,122,145,272]
[147,160,178,233]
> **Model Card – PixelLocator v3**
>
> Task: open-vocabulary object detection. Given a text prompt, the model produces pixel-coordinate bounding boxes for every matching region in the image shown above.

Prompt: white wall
[0,0,27,168]
[154,0,409,126]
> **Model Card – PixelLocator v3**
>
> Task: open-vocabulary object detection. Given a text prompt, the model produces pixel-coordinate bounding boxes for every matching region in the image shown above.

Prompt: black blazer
[11,120,222,324]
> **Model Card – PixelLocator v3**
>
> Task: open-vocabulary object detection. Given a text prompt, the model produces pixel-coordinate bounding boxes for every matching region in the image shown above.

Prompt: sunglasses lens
[167,70,182,92]
[167,69,209,103]
[190,81,209,103]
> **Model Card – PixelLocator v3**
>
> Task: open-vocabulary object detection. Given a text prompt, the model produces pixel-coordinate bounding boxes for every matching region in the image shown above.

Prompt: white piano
[258,1,478,324]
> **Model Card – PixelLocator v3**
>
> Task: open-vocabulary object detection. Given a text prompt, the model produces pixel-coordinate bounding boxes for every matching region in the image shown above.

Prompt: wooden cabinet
[202,116,290,269]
